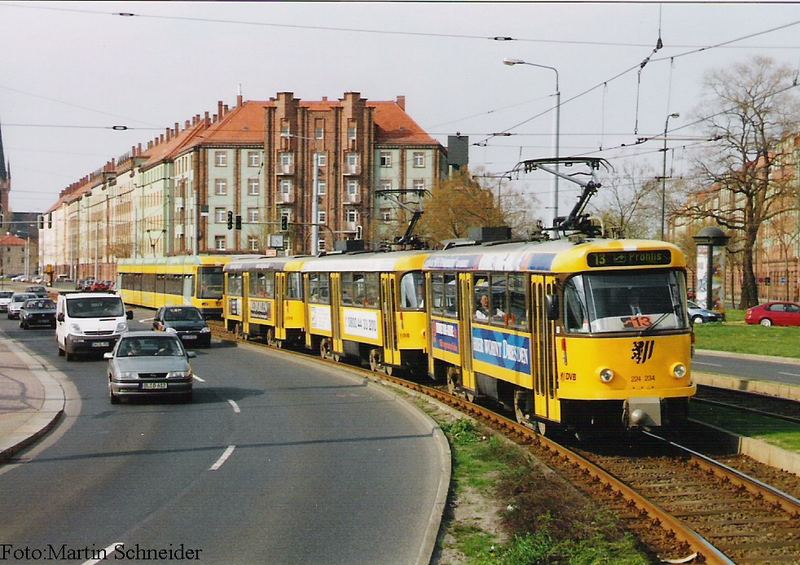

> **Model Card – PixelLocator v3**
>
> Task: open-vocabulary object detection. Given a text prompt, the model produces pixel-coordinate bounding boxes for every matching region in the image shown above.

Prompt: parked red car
[89,280,109,292]
[745,301,800,327]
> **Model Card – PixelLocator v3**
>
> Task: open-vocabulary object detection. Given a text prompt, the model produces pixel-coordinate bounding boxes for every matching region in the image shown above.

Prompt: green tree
[678,56,800,308]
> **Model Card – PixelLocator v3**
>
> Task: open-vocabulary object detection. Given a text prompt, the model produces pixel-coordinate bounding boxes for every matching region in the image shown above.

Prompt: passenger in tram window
[475,294,504,321]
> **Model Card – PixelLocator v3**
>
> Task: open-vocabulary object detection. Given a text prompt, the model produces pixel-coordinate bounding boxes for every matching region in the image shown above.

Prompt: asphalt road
[694,350,800,386]
[0,309,446,564]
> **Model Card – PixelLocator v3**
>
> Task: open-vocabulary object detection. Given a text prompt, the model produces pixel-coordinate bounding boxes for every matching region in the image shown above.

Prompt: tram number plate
[92,342,109,348]
[142,382,168,390]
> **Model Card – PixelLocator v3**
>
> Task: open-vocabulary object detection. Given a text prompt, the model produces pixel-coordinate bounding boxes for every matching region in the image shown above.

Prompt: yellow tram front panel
[339,306,383,347]
[555,333,695,400]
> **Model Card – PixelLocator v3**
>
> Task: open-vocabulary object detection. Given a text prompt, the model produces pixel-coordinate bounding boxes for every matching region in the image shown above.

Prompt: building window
[280,211,291,227]
[214,151,227,167]
[413,152,425,167]
[413,179,425,192]
[316,153,327,167]
[248,208,259,223]
[317,180,327,196]
[347,125,357,140]
[380,152,392,168]
[346,209,359,223]
[248,151,261,168]
[214,178,227,196]
[381,208,392,222]
[280,178,292,195]
[215,208,227,223]
[347,180,359,196]
[280,152,293,173]
[214,236,226,251]
[346,153,358,170]
[318,210,327,224]
[248,236,260,251]
[380,180,392,191]
[317,239,326,252]
[248,178,260,196]
[315,126,325,140]
[281,121,291,138]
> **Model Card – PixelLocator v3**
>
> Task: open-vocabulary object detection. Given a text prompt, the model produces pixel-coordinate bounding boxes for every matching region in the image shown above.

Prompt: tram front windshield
[564,270,689,333]
[198,267,224,299]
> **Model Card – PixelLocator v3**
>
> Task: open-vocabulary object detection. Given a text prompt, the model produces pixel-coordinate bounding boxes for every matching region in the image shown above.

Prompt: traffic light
[227,211,233,230]
[235,215,242,230]
[48,213,52,228]
[280,215,288,231]
[38,215,44,230]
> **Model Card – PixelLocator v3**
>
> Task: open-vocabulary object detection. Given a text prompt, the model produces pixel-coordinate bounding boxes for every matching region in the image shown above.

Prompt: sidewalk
[0,333,65,462]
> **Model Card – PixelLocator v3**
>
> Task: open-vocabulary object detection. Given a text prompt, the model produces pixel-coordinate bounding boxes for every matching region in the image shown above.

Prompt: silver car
[105,331,196,403]
[7,292,37,319]
[0,291,13,313]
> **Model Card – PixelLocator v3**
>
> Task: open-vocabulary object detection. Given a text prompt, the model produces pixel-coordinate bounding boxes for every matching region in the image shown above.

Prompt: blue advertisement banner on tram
[432,320,459,354]
[471,327,531,374]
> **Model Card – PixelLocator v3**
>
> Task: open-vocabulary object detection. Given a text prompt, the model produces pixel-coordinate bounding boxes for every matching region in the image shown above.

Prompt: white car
[0,291,13,313]
[8,292,37,319]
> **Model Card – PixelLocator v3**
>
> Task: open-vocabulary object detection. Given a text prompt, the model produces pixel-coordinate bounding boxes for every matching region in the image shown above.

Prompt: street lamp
[661,112,680,240]
[504,58,561,225]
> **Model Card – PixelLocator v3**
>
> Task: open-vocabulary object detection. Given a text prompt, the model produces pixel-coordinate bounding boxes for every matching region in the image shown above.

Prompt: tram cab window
[200,267,224,299]
[309,273,330,304]
[400,272,425,310]
[564,277,590,333]
[286,273,303,300]
[226,273,243,297]
[250,272,275,298]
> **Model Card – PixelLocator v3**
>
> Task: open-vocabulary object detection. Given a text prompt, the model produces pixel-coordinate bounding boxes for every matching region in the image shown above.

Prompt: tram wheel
[513,389,533,427]
[266,328,277,347]
[320,338,333,360]
[446,366,459,395]
[369,349,381,372]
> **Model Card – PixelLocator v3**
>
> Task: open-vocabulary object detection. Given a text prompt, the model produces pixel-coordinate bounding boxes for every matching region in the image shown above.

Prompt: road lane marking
[210,445,236,471]
[83,542,123,565]
[694,361,723,367]
[227,399,241,413]
[193,374,205,382]
[779,371,800,377]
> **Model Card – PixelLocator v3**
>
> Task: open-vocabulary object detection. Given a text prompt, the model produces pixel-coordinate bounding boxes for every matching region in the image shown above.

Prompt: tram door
[531,275,560,423]
[275,272,286,340]
[330,274,343,354]
[459,274,476,393]
[380,274,399,367]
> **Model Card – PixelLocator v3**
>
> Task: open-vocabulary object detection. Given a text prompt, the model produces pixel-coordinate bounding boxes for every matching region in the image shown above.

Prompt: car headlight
[200,327,211,333]
[119,371,138,380]
[115,322,128,333]
[69,323,82,334]
[167,371,191,379]
[165,327,178,334]
[599,368,615,383]
[672,363,687,379]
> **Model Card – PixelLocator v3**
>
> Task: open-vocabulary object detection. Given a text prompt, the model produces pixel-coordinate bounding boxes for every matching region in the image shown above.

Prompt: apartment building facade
[39,92,446,280]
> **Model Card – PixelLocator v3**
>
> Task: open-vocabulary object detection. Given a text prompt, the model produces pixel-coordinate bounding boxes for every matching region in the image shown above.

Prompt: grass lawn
[691,402,800,452]
[693,309,800,359]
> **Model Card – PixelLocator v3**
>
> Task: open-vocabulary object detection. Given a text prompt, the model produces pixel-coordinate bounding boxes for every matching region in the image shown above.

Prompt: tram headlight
[599,368,615,383]
[672,363,687,379]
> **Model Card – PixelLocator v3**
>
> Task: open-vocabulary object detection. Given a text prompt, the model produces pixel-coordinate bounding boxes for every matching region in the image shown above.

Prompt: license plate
[142,382,168,390]
[182,335,197,340]
[92,341,110,348]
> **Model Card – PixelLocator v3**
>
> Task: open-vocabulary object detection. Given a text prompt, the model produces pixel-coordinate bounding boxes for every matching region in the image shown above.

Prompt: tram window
[165,274,182,296]
[143,273,156,294]
[226,274,243,297]
[400,272,425,310]
[564,277,590,333]
[186,275,194,297]
[199,268,224,298]
[364,273,379,307]
[490,274,507,325]
[309,273,330,304]
[444,273,457,318]
[341,273,353,305]
[508,274,528,330]
[250,272,271,298]
[286,273,303,300]
[352,273,366,306]
[431,274,444,315]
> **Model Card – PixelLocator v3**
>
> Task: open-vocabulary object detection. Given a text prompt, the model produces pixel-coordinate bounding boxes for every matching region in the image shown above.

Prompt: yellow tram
[117,255,241,318]
[424,238,694,431]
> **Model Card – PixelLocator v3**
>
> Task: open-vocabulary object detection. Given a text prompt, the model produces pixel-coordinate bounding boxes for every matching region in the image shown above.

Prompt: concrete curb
[0,339,66,463]
[696,348,800,366]
[694,371,800,402]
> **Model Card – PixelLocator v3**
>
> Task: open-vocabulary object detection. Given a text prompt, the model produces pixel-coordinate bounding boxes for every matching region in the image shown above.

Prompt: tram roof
[300,250,431,272]
[117,254,259,269]
[422,238,685,272]
[224,255,309,273]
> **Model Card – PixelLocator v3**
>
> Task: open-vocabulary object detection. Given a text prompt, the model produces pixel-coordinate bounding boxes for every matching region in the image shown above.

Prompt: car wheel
[109,383,120,404]
[57,346,64,357]
[760,318,773,327]
[65,349,74,361]
[691,315,704,324]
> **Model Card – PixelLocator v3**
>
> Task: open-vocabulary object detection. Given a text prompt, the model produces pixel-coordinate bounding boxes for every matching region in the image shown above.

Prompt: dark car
[687,301,725,324]
[20,298,57,329]
[153,305,212,347]
[745,301,800,327]
[25,285,49,298]
[105,331,195,403]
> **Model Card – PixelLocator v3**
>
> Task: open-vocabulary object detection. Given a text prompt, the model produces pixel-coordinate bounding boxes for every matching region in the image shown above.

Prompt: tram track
[694,386,800,426]
[209,323,800,563]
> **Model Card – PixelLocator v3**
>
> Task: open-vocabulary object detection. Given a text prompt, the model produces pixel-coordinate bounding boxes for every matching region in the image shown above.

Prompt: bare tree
[679,56,800,308]
[591,165,659,238]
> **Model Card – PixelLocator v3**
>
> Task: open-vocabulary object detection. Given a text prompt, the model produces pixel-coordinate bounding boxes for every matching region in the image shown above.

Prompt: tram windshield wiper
[642,312,670,335]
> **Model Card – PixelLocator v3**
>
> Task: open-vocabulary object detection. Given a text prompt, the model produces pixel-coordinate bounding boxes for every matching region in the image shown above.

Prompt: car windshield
[24,299,55,309]
[117,336,185,357]
[0,291,12,298]
[12,294,35,303]
[164,307,204,322]
[66,297,124,318]
[564,270,689,334]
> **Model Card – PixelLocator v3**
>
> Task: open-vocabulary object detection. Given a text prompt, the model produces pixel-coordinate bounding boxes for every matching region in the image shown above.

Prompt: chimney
[396,95,406,111]
[223,104,229,114]
[185,120,190,129]
[237,94,243,107]
[137,143,142,154]
[217,100,224,119]
[159,134,164,144]
[322,96,328,102]
[204,111,210,125]
[166,128,172,141]
[213,114,218,122]
[174,122,180,134]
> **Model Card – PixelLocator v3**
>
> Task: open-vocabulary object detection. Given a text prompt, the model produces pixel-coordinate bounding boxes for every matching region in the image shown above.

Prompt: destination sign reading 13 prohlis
[587,250,672,268]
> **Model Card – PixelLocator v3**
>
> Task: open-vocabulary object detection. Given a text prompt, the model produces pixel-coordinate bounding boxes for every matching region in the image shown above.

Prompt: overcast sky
[2,1,799,224]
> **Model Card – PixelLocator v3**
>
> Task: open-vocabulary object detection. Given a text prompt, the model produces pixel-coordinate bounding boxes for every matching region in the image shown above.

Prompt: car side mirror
[57,313,64,322]
[187,351,197,358]
[546,294,560,321]
[103,352,113,360]
[126,310,133,320]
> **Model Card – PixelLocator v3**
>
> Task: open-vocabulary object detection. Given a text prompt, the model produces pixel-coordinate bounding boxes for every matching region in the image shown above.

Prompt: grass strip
[691,402,800,451]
